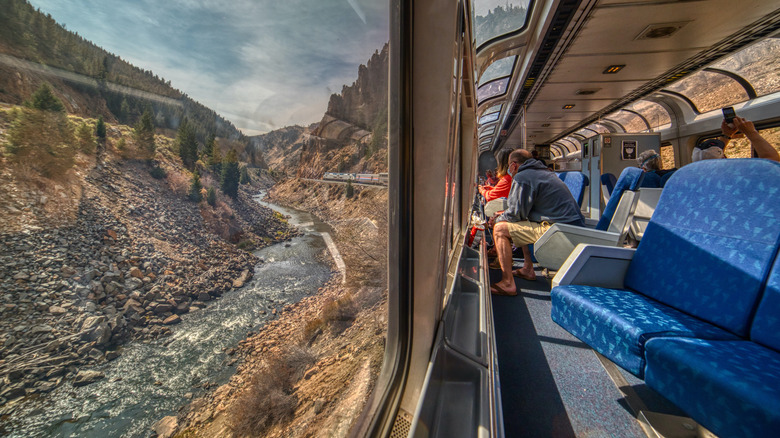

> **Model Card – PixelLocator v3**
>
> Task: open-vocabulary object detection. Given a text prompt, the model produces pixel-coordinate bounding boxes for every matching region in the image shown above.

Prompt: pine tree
[345,179,354,199]
[188,170,203,202]
[27,83,64,112]
[134,108,155,158]
[221,149,240,198]
[76,121,95,154]
[7,105,75,178]
[177,117,198,169]
[95,115,106,141]
[239,166,250,184]
[206,186,217,206]
[209,143,223,175]
[203,133,216,160]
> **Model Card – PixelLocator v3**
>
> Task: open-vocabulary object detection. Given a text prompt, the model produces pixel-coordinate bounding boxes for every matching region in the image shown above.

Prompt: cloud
[27,0,389,135]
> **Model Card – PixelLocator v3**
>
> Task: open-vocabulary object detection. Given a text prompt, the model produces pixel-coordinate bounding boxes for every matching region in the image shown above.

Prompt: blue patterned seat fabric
[551,285,738,377]
[750,254,780,351]
[595,167,644,231]
[557,171,589,206]
[645,338,780,438]
[624,159,780,336]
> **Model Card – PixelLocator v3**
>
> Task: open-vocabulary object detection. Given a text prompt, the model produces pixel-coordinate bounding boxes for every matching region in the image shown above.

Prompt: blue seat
[600,173,617,196]
[551,159,780,438]
[638,171,661,188]
[659,170,675,187]
[557,171,589,206]
[595,167,643,231]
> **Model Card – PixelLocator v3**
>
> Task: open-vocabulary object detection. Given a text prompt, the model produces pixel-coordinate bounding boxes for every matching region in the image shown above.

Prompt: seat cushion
[551,285,738,377]
[625,159,780,336]
[750,253,780,351]
[645,338,780,438]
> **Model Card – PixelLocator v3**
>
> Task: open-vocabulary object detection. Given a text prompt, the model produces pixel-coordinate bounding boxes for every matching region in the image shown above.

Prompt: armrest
[551,244,636,289]
[583,218,599,228]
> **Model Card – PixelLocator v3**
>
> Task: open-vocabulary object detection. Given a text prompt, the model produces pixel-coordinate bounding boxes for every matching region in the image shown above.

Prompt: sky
[27,0,389,135]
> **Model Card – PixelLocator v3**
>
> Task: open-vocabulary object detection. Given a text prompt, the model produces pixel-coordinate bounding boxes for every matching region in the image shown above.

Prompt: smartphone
[722,106,736,123]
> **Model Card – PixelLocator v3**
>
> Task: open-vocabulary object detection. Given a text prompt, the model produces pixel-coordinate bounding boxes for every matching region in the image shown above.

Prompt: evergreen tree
[209,143,223,175]
[177,117,198,168]
[95,115,106,141]
[134,108,155,158]
[206,186,217,206]
[119,98,130,123]
[27,83,65,112]
[6,107,75,178]
[188,170,203,202]
[221,149,240,198]
[345,179,354,199]
[76,121,95,154]
[203,133,216,159]
[239,166,250,184]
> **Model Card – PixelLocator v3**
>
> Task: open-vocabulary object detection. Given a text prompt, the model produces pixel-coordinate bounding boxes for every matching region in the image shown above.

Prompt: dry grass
[302,294,358,344]
[229,346,316,437]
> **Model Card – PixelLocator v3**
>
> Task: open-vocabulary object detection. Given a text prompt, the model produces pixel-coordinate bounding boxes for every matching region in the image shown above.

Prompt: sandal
[512,269,537,281]
[491,283,517,296]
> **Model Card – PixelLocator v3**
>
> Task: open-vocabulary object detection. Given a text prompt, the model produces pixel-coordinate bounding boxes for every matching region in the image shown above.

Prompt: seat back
[600,173,617,206]
[606,190,639,242]
[595,167,644,231]
[660,170,676,187]
[557,171,589,206]
[639,171,661,188]
[629,188,663,240]
[624,159,780,337]
[749,249,780,351]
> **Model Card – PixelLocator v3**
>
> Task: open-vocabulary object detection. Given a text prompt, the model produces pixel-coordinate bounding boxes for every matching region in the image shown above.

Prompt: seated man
[491,149,584,296]
[636,149,675,187]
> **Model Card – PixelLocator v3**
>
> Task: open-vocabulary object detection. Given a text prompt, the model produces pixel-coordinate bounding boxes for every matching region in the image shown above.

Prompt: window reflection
[479,56,515,85]
[665,70,748,113]
[477,77,509,102]
[628,100,671,130]
[472,0,531,48]
[711,38,780,97]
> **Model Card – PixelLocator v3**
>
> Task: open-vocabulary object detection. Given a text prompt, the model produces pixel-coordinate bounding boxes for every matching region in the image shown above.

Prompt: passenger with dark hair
[490,149,584,295]
[484,169,498,186]
[637,149,675,187]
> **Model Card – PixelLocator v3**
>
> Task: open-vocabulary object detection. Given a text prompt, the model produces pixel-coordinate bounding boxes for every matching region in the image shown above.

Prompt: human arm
[495,180,533,223]
[483,174,512,202]
[733,117,780,162]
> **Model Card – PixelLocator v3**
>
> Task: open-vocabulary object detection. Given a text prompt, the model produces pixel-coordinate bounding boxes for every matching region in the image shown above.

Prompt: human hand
[721,118,738,138]
[733,116,759,139]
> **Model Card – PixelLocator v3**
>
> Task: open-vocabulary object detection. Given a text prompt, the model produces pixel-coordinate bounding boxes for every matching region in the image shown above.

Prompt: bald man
[491,149,584,296]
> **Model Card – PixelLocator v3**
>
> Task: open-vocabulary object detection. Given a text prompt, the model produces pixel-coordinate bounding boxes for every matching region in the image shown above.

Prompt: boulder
[232,269,250,288]
[73,370,105,387]
[81,316,111,345]
[163,315,181,325]
[49,306,67,315]
[129,267,143,279]
[152,416,178,438]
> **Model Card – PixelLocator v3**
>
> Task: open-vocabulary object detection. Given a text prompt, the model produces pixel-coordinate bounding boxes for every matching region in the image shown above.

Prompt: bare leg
[512,246,536,280]
[491,222,517,295]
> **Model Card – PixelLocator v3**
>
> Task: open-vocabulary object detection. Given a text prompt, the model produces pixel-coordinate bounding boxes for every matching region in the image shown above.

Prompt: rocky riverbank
[0,158,294,412]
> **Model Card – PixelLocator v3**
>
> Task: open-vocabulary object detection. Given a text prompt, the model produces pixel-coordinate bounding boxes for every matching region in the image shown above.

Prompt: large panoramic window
[479,56,516,86]
[710,38,780,97]
[472,0,532,48]
[665,70,749,114]
[1,0,389,437]
[627,100,671,131]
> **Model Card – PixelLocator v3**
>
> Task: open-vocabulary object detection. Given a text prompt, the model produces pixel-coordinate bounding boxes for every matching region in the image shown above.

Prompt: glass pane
[482,103,502,115]
[480,136,494,145]
[472,0,532,48]
[605,110,647,133]
[660,143,676,169]
[479,56,516,85]
[665,70,749,113]
[480,124,496,136]
[575,128,597,139]
[479,112,500,125]
[710,38,780,97]
[724,126,780,159]
[477,77,509,102]
[4,0,389,436]
[587,123,610,134]
[627,100,671,130]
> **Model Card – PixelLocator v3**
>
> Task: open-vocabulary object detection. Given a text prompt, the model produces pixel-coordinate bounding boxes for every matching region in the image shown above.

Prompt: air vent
[576,88,601,95]
[635,21,690,40]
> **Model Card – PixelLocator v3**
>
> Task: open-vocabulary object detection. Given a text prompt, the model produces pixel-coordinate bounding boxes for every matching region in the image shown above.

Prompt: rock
[49,306,67,315]
[175,302,190,314]
[232,269,250,288]
[106,229,118,239]
[163,315,181,325]
[0,382,26,400]
[81,316,111,345]
[73,370,105,387]
[154,303,173,314]
[105,350,121,361]
[87,348,104,361]
[152,415,178,438]
[124,277,144,291]
[197,293,211,302]
[129,267,143,279]
[13,272,30,281]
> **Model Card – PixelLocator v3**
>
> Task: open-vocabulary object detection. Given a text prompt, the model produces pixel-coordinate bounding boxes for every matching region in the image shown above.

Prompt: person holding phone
[693,111,779,162]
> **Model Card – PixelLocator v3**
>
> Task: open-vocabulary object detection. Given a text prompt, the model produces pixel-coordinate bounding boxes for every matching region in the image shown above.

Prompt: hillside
[0,0,246,147]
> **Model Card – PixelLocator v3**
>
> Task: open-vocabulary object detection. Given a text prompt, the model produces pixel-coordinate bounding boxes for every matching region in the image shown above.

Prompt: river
[3,193,334,437]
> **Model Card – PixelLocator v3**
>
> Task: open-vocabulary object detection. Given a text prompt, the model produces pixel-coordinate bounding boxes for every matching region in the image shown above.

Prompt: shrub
[206,186,217,206]
[239,165,250,184]
[149,166,167,179]
[76,121,96,154]
[188,171,203,202]
[345,180,354,199]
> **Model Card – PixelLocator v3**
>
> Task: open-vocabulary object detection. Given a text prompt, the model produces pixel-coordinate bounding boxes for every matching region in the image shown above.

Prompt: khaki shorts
[505,220,551,246]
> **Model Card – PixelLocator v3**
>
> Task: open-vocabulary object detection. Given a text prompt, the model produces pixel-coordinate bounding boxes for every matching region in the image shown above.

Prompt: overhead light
[603,65,625,74]
[562,104,575,110]
[635,21,690,40]
[541,123,551,127]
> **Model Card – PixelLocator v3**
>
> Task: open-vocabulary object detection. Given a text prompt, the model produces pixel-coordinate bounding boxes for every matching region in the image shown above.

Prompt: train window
[472,0,532,48]
[477,77,510,102]
[660,143,676,169]
[605,110,647,133]
[480,124,496,136]
[710,38,780,97]
[627,100,671,131]
[479,56,516,86]
[723,126,780,159]
[480,136,494,146]
[664,70,749,114]
[479,111,500,125]
[587,123,610,134]
[481,103,502,116]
